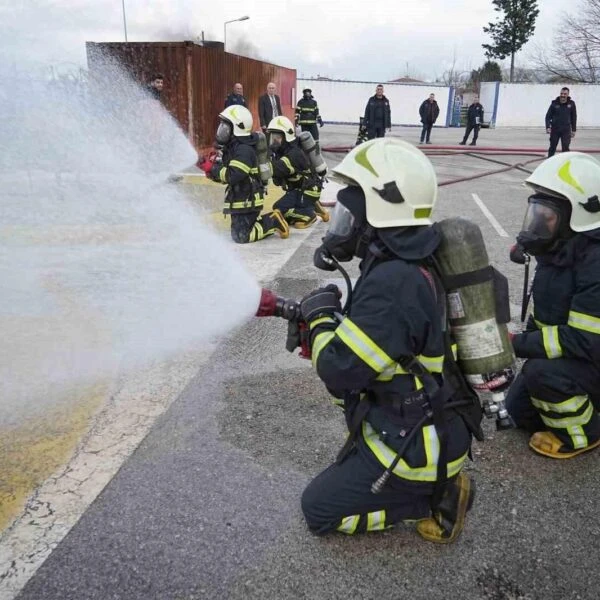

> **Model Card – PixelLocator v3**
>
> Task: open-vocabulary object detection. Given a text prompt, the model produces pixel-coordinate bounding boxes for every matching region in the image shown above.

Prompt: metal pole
[121,0,128,42]
[224,23,226,51]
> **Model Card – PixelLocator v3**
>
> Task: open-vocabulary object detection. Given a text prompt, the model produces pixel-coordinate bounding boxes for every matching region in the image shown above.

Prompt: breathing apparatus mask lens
[314,196,361,269]
[269,131,284,152]
[216,121,232,145]
[516,194,566,255]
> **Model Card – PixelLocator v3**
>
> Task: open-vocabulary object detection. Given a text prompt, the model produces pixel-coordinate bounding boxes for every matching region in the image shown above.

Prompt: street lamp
[224,16,250,51]
[121,0,128,42]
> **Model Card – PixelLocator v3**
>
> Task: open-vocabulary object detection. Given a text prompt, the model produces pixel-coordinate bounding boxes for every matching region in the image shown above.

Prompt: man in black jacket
[299,138,479,544]
[459,97,484,146]
[506,152,600,459]
[363,84,391,139]
[545,87,577,157]
[200,105,289,243]
[224,83,247,108]
[258,82,283,133]
[419,93,440,144]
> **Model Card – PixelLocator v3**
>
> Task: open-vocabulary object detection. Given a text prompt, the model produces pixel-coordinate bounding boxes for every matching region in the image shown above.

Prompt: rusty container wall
[86,41,296,158]
[223,52,296,130]
[86,42,193,138]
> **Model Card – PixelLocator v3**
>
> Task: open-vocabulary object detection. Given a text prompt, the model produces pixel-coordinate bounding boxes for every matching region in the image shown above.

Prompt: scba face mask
[516,194,570,256]
[269,132,285,153]
[216,121,233,145]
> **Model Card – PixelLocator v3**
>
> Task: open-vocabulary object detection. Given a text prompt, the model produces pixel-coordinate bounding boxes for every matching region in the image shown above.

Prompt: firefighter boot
[271,209,290,239]
[314,200,330,222]
[416,471,475,544]
[529,431,600,459]
[293,215,317,229]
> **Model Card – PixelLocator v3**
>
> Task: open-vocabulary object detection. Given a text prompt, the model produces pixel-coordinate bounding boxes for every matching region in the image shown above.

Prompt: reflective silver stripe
[539,402,594,429]
[311,331,335,367]
[366,510,386,531]
[568,426,588,449]
[568,310,600,334]
[335,318,393,373]
[542,326,562,358]
[532,394,588,414]
[362,422,467,482]
[337,515,359,534]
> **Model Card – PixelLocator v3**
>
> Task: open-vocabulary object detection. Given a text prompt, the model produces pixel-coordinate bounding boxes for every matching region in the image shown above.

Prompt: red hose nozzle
[256,288,279,317]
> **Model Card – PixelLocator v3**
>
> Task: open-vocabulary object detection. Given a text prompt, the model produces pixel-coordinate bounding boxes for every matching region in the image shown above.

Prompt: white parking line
[471,193,509,238]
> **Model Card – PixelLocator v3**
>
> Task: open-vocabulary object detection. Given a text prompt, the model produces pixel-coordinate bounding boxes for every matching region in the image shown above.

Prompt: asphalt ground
[2,126,600,600]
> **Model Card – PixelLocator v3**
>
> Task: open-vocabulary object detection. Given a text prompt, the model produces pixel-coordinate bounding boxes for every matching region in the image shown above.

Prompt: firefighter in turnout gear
[299,138,478,543]
[200,105,289,243]
[506,152,600,458]
[295,88,324,151]
[267,116,329,229]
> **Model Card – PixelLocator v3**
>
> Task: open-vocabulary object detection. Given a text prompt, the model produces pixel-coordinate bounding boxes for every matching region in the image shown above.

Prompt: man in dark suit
[258,82,283,133]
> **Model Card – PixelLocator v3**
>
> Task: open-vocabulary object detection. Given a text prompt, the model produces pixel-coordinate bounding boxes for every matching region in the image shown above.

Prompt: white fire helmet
[524,152,600,232]
[330,138,438,228]
[218,105,253,137]
[267,116,296,143]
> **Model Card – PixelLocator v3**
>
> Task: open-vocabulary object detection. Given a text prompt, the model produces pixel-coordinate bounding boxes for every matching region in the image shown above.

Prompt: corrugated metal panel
[86,42,296,157]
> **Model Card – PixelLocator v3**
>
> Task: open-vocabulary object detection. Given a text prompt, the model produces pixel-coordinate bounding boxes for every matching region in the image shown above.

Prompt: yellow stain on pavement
[0,384,107,532]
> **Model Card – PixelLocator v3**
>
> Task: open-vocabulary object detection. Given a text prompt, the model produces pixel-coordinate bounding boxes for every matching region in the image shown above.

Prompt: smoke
[229,36,263,60]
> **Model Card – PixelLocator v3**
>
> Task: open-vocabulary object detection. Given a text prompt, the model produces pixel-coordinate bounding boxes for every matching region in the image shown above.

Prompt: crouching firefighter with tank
[259,138,492,543]
[266,116,330,229]
[200,105,289,243]
[507,152,600,459]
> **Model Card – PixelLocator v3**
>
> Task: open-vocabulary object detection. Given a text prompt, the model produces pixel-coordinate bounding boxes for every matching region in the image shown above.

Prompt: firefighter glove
[318,117,324,127]
[300,284,342,323]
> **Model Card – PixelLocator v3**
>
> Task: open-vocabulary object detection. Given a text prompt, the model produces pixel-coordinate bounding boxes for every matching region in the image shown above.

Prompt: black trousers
[273,189,316,225]
[462,123,480,143]
[300,123,319,142]
[505,358,600,449]
[301,436,432,535]
[548,129,571,157]
[420,123,433,142]
[367,125,385,139]
[230,210,277,244]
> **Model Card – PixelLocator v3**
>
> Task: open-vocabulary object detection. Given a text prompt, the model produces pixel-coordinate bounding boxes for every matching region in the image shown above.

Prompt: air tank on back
[434,217,515,429]
[255,130,271,186]
[298,131,327,178]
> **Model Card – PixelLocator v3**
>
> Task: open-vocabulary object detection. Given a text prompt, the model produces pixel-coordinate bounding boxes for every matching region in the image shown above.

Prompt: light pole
[121,0,128,42]
[224,16,250,52]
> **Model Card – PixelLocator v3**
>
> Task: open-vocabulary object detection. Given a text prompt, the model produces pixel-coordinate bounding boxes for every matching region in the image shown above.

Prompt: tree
[482,0,540,82]
[530,0,600,83]
[469,61,502,92]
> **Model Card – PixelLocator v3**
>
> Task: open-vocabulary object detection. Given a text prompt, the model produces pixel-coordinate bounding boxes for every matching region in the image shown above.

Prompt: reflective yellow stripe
[249,221,262,242]
[376,354,443,381]
[229,159,250,174]
[539,402,594,429]
[568,426,588,449]
[417,354,444,373]
[335,318,393,373]
[362,422,467,482]
[337,515,359,534]
[218,167,227,182]
[568,310,600,334]
[451,343,458,360]
[303,189,321,198]
[310,316,336,331]
[366,510,386,531]
[532,394,588,414]
[534,318,548,329]
[281,156,295,174]
[542,326,562,358]
[311,331,335,367]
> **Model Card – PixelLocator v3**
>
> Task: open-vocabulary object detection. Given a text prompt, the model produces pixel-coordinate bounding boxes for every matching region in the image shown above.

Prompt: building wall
[297,79,452,127]
[480,82,600,127]
[86,41,296,155]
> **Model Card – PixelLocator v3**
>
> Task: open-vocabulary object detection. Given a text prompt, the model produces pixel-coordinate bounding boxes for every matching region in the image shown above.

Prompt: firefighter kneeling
[267,116,329,229]
[200,106,289,243]
[507,152,600,459]
[299,139,481,543]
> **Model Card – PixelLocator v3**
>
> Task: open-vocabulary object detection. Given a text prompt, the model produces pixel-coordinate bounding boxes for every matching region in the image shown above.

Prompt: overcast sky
[1,0,568,81]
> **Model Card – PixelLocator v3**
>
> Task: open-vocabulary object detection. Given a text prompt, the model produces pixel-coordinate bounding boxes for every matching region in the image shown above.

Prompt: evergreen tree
[482,0,540,82]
